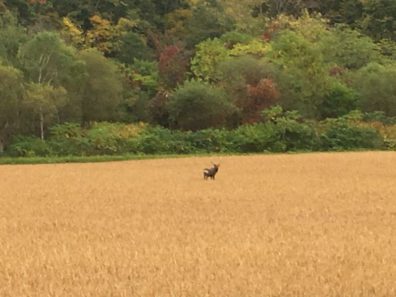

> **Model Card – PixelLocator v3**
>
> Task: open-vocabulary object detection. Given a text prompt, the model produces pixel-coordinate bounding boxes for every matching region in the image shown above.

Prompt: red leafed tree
[158,44,189,88]
[242,78,280,123]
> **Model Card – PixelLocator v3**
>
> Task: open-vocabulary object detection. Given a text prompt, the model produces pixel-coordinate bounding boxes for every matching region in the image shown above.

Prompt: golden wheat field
[0,152,396,297]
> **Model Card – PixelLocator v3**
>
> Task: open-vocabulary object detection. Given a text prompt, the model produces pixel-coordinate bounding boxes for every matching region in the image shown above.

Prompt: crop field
[0,152,395,297]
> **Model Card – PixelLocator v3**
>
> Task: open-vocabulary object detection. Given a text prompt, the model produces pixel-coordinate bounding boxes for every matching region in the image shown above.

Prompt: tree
[319,82,358,119]
[218,56,279,123]
[85,14,119,55]
[353,63,396,116]
[148,89,170,126]
[158,44,190,88]
[78,49,123,123]
[320,26,382,69]
[115,31,154,64]
[263,12,330,43]
[269,30,332,118]
[0,64,23,152]
[229,39,269,57]
[186,0,235,47]
[191,38,230,81]
[164,8,193,41]
[259,0,305,17]
[18,31,80,86]
[218,0,264,33]
[359,0,396,41]
[0,10,28,66]
[3,0,36,25]
[23,83,67,140]
[167,80,237,130]
[61,17,84,48]
[17,31,84,137]
[115,58,159,122]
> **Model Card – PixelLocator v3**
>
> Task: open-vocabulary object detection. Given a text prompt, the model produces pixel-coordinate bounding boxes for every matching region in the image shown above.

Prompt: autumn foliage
[244,78,280,122]
[1,0,396,150]
[158,45,189,88]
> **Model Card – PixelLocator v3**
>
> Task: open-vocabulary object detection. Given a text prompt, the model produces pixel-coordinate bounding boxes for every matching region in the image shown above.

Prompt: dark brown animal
[203,163,220,180]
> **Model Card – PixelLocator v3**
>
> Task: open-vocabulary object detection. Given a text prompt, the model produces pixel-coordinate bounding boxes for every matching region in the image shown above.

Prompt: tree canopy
[0,0,395,150]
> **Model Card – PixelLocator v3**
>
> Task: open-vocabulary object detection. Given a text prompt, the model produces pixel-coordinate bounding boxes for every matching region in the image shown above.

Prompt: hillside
[0,0,396,155]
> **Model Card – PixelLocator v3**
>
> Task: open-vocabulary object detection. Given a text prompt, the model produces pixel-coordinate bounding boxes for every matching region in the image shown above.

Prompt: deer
[203,162,220,180]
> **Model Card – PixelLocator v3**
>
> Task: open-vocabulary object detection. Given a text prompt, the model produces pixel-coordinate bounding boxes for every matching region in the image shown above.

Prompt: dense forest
[1,0,396,156]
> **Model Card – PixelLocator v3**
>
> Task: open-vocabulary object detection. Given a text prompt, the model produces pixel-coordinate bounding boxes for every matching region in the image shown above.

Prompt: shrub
[230,124,278,152]
[48,122,146,156]
[363,111,396,125]
[7,136,52,157]
[262,106,319,151]
[319,118,384,150]
[83,122,146,155]
[319,83,358,119]
[48,123,87,156]
[185,129,232,153]
[136,126,194,154]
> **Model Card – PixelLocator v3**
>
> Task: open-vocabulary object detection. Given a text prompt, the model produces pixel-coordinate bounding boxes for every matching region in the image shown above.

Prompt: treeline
[8,108,396,157]
[0,0,396,155]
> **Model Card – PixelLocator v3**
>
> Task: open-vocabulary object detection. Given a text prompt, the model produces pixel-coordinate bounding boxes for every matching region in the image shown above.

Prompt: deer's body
[203,163,220,180]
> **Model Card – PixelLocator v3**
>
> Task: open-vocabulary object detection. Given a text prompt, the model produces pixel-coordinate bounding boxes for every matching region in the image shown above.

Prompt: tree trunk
[0,123,8,154]
[0,138,4,154]
[39,108,45,141]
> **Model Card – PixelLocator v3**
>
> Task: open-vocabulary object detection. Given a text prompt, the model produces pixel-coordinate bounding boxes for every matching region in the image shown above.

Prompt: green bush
[363,111,396,125]
[262,106,319,151]
[319,83,358,119]
[47,122,146,156]
[84,123,121,155]
[185,129,232,153]
[319,118,384,150]
[230,124,278,152]
[271,119,318,151]
[5,111,393,157]
[136,126,194,154]
[7,136,52,157]
[48,123,87,156]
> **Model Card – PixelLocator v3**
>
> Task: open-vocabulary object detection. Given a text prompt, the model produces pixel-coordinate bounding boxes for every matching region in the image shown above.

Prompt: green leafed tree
[78,49,123,123]
[353,63,396,116]
[359,0,396,41]
[17,31,86,126]
[167,80,237,130]
[114,32,154,64]
[191,38,230,81]
[17,31,79,86]
[320,26,382,69]
[0,64,24,152]
[186,0,235,47]
[269,30,332,118]
[24,83,67,140]
[0,10,28,67]
[319,82,358,119]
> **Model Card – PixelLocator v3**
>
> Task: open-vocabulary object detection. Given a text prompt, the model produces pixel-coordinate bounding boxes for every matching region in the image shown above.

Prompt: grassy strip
[0,149,383,165]
[0,153,243,165]
[0,154,181,165]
